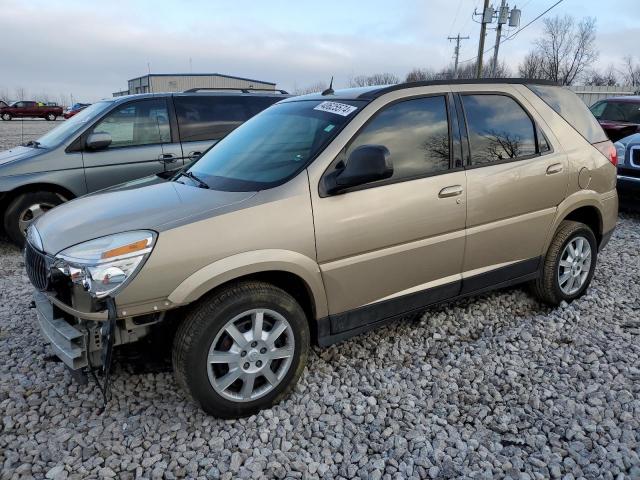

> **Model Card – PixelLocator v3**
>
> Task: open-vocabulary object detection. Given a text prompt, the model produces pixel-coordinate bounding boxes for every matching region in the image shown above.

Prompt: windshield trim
[186,98,370,192]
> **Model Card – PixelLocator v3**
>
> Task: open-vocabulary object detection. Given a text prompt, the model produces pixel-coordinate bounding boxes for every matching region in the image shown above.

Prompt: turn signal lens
[593,140,617,167]
[101,239,150,259]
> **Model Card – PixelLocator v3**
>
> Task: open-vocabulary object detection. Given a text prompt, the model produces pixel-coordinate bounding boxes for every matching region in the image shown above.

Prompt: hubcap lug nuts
[256,360,262,367]
[260,347,267,354]
[243,362,250,369]
[251,341,257,348]
[241,351,247,357]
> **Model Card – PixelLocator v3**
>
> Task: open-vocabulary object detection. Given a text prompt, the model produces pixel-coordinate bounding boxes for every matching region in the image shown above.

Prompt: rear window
[527,84,608,144]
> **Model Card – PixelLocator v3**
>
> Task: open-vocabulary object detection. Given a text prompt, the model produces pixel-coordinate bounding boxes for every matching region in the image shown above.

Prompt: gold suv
[25,80,618,417]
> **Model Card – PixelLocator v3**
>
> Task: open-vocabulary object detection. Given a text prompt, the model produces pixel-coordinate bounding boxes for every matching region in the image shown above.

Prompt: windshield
[591,101,640,124]
[187,99,366,191]
[36,101,112,148]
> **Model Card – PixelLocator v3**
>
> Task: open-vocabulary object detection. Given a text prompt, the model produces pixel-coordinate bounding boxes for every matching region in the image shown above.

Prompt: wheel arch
[544,193,605,254]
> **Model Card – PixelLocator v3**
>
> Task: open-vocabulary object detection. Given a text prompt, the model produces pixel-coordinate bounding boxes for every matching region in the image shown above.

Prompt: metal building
[113,73,276,96]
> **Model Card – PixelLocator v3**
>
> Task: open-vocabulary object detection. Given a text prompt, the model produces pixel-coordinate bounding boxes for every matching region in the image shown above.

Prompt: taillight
[593,141,617,166]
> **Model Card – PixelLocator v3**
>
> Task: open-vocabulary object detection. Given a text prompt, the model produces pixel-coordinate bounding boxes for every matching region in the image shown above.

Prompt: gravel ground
[1,121,640,478]
[0,119,63,151]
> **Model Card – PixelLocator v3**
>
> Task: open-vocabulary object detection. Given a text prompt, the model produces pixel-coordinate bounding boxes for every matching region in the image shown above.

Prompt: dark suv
[0,89,289,245]
[590,96,640,142]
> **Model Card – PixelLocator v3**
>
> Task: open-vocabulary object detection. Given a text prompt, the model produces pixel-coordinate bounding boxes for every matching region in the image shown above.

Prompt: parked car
[590,96,640,142]
[24,79,617,417]
[0,101,63,121]
[0,89,289,245]
[614,132,640,206]
[63,103,91,119]
[0,100,7,109]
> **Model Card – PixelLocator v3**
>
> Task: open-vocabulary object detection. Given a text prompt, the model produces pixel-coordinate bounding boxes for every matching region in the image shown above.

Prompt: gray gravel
[1,123,639,478]
[0,118,63,151]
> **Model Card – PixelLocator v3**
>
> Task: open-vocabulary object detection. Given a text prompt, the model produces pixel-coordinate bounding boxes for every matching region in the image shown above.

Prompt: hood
[34,181,256,254]
[0,145,40,166]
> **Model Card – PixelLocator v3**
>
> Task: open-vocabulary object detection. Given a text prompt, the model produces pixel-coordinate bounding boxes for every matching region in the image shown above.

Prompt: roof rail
[183,87,289,94]
[359,78,559,99]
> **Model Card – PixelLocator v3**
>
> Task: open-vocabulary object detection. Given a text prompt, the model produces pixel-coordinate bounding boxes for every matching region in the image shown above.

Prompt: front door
[311,94,467,334]
[453,87,568,293]
[82,98,172,192]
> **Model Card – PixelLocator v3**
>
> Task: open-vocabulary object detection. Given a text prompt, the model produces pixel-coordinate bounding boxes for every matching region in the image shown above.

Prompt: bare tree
[292,82,328,95]
[14,87,27,101]
[621,56,640,88]
[583,65,618,86]
[520,15,598,85]
[0,87,10,104]
[518,52,545,79]
[405,68,436,82]
[349,73,399,87]
[406,61,510,83]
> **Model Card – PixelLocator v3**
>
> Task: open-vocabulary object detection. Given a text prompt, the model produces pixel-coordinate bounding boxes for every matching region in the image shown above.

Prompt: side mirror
[325,145,393,194]
[86,132,112,150]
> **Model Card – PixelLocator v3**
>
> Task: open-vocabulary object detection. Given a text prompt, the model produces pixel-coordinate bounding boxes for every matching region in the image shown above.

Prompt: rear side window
[527,84,608,143]
[245,96,283,115]
[345,96,450,182]
[592,101,640,123]
[174,96,252,142]
[462,94,537,166]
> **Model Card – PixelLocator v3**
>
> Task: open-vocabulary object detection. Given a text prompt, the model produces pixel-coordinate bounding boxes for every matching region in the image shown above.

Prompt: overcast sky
[1,0,638,102]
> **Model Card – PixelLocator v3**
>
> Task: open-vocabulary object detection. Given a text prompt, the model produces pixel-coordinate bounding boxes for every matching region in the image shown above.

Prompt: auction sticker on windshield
[314,101,358,116]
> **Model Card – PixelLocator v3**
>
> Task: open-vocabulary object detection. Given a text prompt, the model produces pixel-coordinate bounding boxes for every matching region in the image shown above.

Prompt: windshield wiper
[176,171,209,189]
[23,140,42,148]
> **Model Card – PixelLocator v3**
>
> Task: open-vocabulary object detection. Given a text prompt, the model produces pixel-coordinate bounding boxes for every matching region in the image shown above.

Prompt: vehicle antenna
[321,76,334,96]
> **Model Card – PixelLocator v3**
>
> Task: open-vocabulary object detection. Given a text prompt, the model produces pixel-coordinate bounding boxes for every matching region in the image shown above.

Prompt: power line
[448,0,465,36]
[459,0,566,65]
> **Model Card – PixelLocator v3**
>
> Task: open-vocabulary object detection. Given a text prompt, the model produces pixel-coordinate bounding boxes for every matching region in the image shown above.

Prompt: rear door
[453,85,567,293]
[173,95,255,168]
[81,98,172,192]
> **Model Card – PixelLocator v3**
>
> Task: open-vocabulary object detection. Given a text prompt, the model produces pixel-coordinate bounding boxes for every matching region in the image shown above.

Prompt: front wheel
[1,113,11,121]
[45,113,56,121]
[3,191,64,247]
[172,281,310,418]
[531,220,597,306]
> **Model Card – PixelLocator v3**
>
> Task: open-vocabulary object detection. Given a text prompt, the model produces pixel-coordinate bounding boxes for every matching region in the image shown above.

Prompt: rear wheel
[1,113,11,121]
[45,113,56,121]
[531,220,597,306]
[3,191,64,246]
[172,281,309,418]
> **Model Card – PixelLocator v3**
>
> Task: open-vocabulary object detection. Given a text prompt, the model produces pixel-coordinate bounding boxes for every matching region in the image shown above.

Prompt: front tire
[531,220,597,306]
[45,113,56,121]
[1,113,11,121]
[3,191,64,247]
[172,281,310,418]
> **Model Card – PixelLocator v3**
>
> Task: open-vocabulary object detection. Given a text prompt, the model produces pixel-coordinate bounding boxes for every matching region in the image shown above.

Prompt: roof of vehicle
[597,95,640,103]
[284,78,559,102]
[106,90,290,104]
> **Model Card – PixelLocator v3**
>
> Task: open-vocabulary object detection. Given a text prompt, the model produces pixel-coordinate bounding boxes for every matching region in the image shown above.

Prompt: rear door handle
[546,163,563,175]
[438,185,464,198]
[159,153,177,163]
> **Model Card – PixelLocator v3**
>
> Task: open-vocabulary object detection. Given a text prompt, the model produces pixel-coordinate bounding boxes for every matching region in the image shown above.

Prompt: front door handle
[438,185,464,198]
[159,153,177,163]
[187,151,202,160]
[546,163,563,175]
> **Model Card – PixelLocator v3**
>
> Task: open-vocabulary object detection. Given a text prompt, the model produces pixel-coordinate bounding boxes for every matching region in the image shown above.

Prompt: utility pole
[475,0,492,79]
[448,34,470,77]
[491,0,507,76]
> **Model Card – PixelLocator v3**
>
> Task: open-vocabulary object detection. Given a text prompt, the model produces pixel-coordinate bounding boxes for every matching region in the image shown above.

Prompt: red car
[0,101,63,121]
[63,103,91,119]
[590,96,640,142]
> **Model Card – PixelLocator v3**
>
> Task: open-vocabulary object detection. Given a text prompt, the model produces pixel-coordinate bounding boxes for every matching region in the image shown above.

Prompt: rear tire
[531,220,597,306]
[3,191,64,247]
[172,281,309,418]
[1,113,11,121]
[45,113,56,121]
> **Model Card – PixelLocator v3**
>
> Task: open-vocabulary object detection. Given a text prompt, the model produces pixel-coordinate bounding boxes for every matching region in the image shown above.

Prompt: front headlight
[55,230,156,298]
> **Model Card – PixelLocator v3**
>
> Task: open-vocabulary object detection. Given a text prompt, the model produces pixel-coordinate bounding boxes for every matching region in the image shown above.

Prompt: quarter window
[462,94,537,166]
[92,99,170,148]
[345,96,450,182]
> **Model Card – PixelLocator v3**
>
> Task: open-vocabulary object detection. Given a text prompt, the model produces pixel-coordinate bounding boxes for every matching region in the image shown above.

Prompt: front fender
[167,249,329,319]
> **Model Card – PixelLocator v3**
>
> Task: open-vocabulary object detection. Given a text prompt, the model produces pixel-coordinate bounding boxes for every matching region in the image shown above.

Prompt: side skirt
[316,256,541,347]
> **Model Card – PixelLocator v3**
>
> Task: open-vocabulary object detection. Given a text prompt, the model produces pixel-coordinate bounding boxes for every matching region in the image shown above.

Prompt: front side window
[345,96,450,181]
[175,96,252,142]
[92,99,170,148]
[593,101,640,123]
[462,94,537,166]
[188,100,365,191]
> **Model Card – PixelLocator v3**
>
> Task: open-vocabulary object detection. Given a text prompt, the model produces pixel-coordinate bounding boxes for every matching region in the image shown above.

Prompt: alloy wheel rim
[207,308,295,403]
[558,235,592,296]
[18,202,55,234]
